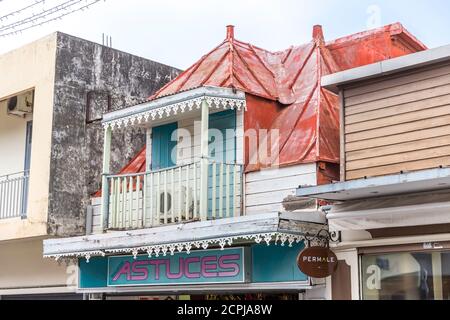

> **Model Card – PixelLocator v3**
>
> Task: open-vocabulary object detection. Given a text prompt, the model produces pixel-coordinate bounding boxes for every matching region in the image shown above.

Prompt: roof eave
[296,167,450,201]
[102,86,246,128]
[321,43,450,93]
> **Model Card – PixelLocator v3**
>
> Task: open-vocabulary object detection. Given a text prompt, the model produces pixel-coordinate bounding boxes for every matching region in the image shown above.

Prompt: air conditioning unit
[158,186,194,223]
[6,90,34,117]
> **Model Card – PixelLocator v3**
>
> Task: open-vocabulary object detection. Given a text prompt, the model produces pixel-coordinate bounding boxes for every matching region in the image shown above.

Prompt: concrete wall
[0,33,57,241]
[47,32,180,237]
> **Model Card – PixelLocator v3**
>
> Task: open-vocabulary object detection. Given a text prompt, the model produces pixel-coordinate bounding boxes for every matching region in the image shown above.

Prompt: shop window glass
[361,251,450,300]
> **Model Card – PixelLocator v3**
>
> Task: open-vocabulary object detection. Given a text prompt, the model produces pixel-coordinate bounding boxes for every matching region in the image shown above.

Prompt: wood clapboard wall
[343,62,450,180]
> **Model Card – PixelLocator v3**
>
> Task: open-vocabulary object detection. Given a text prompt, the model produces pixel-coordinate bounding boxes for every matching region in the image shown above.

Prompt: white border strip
[45,232,324,263]
[102,87,247,130]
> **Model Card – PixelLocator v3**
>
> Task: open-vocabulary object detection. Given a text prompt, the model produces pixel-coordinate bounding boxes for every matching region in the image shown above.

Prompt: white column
[101,126,112,231]
[145,128,152,171]
[199,99,209,221]
[142,127,152,227]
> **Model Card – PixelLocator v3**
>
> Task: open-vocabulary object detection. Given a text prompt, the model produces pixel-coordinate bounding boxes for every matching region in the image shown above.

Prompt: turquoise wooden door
[208,109,236,162]
[151,122,178,170]
[208,110,237,218]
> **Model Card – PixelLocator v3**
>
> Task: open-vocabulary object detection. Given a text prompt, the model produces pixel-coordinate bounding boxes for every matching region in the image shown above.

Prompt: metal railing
[105,161,243,230]
[0,171,29,219]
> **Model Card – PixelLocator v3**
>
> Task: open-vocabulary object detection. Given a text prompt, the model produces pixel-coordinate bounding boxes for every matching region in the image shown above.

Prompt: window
[361,251,450,300]
[86,90,111,123]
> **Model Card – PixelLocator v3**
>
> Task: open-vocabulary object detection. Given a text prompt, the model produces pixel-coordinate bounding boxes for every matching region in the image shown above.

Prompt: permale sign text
[297,246,338,278]
[108,247,246,286]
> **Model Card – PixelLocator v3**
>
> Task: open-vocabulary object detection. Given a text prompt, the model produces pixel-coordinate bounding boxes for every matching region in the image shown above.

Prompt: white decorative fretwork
[103,96,247,130]
[45,232,308,263]
[52,250,106,263]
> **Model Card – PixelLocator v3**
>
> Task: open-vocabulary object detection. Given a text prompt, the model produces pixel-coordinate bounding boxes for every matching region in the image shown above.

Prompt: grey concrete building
[0,32,180,298]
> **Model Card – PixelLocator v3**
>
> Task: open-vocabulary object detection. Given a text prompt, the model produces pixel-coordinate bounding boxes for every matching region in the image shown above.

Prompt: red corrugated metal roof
[112,23,426,179]
[150,23,426,103]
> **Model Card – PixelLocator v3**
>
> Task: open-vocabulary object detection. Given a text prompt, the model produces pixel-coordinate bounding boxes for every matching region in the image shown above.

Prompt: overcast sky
[1,0,450,70]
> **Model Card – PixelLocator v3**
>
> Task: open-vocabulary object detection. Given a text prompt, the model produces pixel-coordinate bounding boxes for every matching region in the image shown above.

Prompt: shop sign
[107,247,247,286]
[297,246,338,278]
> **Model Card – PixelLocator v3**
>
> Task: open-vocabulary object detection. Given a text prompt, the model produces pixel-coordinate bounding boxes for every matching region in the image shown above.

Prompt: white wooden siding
[245,163,317,215]
[91,197,102,234]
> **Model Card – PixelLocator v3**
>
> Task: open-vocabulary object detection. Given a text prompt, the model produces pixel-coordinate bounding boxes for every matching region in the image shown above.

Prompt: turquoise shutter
[208,109,236,163]
[151,122,178,170]
[208,110,237,218]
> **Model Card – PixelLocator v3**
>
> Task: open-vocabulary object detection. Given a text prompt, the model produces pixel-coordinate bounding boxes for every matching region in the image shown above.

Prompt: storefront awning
[328,190,450,231]
[296,167,450,201]
[43,212,327,262]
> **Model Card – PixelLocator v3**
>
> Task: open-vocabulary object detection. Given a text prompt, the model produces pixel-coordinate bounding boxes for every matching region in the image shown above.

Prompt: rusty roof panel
[116,23,426,175]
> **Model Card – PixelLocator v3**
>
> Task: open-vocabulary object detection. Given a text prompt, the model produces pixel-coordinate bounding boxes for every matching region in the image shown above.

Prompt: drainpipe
[100,126,112,231]
[199,99,209,221]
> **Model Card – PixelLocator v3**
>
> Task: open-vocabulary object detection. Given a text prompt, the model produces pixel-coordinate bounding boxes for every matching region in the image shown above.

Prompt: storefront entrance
[78,243,313,300]
[105,293,299,300]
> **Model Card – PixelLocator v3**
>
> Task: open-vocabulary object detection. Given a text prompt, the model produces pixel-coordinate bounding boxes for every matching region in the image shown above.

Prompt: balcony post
[142,127,152,228]
[199,99,209,221]
[101,126,112,231]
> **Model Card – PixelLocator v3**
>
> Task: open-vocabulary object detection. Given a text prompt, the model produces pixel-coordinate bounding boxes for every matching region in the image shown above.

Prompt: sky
[1,0,450,70]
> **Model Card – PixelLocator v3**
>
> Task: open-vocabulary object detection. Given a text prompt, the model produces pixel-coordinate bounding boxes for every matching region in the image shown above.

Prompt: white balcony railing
[104,161,243,230]
[0,171,29,220]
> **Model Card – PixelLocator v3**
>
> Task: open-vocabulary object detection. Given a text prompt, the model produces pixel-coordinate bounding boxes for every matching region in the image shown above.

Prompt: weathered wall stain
[48,32,180,236]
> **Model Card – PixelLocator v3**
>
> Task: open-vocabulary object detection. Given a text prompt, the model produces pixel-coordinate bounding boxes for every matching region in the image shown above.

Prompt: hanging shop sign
[107,247,249,286]
[297,246,338,278]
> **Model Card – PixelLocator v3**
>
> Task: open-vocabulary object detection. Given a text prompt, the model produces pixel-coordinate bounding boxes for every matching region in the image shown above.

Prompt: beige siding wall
[0,238,77,293]
[343,62,450,180]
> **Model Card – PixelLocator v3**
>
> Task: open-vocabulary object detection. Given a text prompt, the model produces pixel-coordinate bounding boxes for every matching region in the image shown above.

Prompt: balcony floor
[44,212,326,260]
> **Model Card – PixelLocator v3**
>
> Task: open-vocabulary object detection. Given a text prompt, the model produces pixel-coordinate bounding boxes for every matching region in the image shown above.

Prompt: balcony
[0,171,29,220]
[96,86,247,232]
[103,160,243,230]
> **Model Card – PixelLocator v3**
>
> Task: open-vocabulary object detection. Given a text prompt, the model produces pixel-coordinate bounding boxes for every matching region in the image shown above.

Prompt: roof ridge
[248,43,276,77]
[325,22,423,48]
[228,36,236,88]
[150,39,228,99]
[200,48,230,86]
[232,38,278,55]
[177,40,230,92]
[288,41,316,90]
[150,23,425,103]
[233,45,273,97]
